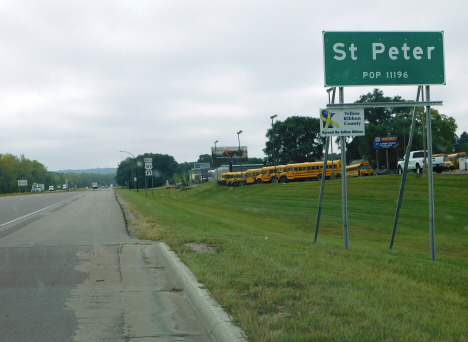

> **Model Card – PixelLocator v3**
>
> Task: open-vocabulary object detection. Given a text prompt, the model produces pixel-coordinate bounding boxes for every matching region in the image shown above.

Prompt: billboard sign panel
[211,146,249,163]
[323,31,445,86]
[18,180,28,186]
[320,108,365,136]
[374,136,399,149]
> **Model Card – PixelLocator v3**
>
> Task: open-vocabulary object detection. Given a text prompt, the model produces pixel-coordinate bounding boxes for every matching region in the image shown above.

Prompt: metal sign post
[144,158,153,197]
[339,88,349,250]
[426,86,436,261]
[317,89,364,249]
[323,31,444,260]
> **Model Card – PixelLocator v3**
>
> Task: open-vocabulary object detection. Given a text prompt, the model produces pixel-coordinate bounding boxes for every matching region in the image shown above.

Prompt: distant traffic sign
[323,31,445,86]
[194,163,210,169]
[144,158,152,163]
[145,163,152,170]
[145,170,152,176]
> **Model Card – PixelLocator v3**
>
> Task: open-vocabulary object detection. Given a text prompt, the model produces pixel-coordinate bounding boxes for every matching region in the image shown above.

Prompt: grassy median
[117,175,468,342]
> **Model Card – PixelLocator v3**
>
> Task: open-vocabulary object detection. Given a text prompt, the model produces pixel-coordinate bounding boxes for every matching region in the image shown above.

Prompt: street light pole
[237,130,243,185]
[270,114,278,183]
[120,150,139,192]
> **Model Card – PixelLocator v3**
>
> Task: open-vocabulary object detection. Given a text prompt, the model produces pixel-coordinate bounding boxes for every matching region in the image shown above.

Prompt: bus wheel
[317,174,322,181]
[257,178,263,184]
[280,176,287,184]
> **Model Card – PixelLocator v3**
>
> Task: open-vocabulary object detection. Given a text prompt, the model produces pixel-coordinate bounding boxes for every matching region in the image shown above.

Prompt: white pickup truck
[397,151,448,174]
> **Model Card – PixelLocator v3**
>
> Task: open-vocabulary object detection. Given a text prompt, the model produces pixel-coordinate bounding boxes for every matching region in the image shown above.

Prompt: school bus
[278,160,341,183]
[242,168,262,185]
[218,172,228,186]
[346,161,374,177]
[257,165,286,183]
[448,152,467,169]
[218,172,238,186]
[228,172,243,187]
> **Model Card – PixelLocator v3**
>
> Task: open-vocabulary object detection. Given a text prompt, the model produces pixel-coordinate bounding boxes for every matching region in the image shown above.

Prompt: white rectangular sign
[18,180,28,186]
[145,170,153,176]
[145,163,152,170]
[194,163,211,169]
[320,108,365,136]
[144,158,152,163]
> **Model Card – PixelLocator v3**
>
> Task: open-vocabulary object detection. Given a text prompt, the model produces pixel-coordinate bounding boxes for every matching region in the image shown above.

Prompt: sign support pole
[339,87,349,250]
[390,86,422,249]
[426,86,436,261]
[315,87,335,243]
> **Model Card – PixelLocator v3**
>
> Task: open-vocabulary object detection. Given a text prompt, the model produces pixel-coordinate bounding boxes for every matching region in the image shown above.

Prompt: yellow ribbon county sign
[320,108,365,136]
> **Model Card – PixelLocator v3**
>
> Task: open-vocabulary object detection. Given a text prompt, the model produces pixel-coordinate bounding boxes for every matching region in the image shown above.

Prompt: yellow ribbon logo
[321,109,339,132]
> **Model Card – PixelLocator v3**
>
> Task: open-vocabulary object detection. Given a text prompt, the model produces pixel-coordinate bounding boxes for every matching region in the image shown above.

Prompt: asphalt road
[0,190,213,342]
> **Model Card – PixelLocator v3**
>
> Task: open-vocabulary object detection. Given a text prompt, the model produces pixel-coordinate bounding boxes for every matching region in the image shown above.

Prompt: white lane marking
[0,195,82,227]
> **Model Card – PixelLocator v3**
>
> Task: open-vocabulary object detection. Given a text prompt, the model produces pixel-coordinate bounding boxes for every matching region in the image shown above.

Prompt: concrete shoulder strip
[155,242,247,342]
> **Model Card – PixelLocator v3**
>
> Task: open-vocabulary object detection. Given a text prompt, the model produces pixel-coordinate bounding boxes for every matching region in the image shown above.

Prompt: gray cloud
[0,0,466,171]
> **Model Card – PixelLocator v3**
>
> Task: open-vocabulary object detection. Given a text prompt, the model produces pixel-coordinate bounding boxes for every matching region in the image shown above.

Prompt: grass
[117,175,468,341]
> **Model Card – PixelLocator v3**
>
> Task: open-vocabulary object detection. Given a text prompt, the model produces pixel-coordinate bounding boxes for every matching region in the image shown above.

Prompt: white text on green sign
[323,32,445,86]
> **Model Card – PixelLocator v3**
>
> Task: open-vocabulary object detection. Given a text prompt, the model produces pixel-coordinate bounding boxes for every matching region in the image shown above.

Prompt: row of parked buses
[217,152,468,187]
[217,160,375,187]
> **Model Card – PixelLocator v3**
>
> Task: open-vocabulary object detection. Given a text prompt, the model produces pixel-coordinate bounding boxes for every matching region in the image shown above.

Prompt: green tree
[197,154,212,166]
[0,154,18,193]
[247,157,264,165]
[456,131,468,152]
[116,153,179,189]
[347,89,412,167]
[428,109,457,153]
[264,116,325,165]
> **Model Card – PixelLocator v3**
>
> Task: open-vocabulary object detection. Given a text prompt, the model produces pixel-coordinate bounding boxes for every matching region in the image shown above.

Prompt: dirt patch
[185,242,216,254]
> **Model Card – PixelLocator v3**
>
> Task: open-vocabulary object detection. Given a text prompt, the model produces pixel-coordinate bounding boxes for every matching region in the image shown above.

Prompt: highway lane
[0,189,213,342]
[0,191,83,227]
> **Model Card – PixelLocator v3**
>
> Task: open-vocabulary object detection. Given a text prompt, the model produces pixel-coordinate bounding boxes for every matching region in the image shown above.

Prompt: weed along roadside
[116,177,468,342]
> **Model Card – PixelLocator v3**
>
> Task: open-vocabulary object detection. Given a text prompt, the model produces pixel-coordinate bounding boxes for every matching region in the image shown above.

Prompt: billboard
[374,136,399,149]
[211,146,248,163]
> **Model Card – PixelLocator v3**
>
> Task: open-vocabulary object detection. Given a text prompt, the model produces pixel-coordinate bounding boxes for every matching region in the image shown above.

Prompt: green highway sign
[323,31,445,86]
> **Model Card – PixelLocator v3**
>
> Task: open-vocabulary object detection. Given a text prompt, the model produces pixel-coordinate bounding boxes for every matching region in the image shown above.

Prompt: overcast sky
[1,0,466,171]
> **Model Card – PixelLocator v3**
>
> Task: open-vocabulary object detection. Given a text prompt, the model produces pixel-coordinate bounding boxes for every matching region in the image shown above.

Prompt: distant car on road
[48,186,55,191]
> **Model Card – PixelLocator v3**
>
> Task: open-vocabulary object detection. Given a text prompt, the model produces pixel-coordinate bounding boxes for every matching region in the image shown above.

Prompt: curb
[154,242,247,342]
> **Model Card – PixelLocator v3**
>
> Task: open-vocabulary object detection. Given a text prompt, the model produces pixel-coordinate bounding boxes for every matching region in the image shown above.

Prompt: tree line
[4,88,465,193]
[0,154,116,194]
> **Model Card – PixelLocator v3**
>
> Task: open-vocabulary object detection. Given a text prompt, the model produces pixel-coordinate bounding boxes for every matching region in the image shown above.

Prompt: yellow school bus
[242,168,262,185]
[228,172,243,187]
[257,165,285,183]
[448,152,467,170]
[278,160,341,183]
[346,161,374,177]
[218,172,237,186]
[218,172,230,186]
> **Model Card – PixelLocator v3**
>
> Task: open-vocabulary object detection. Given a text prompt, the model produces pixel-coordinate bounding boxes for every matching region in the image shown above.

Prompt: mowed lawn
[117,175,468,342]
